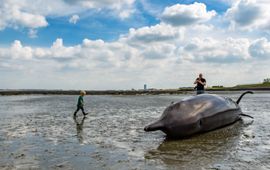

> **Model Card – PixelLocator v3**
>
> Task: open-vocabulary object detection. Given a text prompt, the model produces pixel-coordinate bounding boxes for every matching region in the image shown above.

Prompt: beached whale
[144,91,253,138]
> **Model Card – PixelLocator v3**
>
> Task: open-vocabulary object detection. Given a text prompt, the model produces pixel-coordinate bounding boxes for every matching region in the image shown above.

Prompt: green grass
[234,82,270,88]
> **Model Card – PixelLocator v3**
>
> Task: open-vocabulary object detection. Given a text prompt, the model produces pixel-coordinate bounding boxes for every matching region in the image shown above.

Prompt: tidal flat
[0,92,269,169]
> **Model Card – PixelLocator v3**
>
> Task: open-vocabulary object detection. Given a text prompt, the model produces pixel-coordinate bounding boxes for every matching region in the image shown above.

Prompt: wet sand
[0,93,269,169]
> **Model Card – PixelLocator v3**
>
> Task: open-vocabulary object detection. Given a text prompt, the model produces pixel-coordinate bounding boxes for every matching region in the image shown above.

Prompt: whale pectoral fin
[240,113,254,119]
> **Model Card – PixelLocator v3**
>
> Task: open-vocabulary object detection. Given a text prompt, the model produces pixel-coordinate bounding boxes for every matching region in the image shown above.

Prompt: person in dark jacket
[194,73,206,95]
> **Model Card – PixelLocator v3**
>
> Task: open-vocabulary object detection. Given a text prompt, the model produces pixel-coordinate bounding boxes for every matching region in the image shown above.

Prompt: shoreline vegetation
[1,82,270,96]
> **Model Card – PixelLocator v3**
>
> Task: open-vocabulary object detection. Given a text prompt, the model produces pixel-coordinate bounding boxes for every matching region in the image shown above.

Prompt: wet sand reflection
[145,121,247,168]
[73,116,86,144]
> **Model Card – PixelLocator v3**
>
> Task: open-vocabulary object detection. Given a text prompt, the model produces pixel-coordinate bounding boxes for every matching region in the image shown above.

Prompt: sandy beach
[0,92,269,169]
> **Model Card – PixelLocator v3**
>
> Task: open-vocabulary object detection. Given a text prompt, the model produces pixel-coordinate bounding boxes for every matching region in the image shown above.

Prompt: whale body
[144,91,253,138]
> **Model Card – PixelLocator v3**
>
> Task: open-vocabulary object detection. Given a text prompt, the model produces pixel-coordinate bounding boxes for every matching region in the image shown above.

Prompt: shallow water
[0,92,269,169]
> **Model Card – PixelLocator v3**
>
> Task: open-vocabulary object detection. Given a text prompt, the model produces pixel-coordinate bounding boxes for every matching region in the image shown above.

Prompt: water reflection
[145,121,244,168]
[73,116,86,144]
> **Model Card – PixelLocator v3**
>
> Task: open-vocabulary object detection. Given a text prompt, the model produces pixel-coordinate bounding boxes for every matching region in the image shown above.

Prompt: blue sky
[0,0,230,46]
[0,0,270,90]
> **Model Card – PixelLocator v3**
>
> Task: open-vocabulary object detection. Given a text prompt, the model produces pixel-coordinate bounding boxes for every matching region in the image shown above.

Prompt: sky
[0,0,270,90]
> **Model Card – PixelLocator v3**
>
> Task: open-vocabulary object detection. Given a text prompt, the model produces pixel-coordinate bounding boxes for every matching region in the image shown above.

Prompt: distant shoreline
[1,87,270,96]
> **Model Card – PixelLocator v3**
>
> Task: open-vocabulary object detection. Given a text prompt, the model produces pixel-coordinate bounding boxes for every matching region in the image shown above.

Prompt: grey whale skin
[144,91,253,138]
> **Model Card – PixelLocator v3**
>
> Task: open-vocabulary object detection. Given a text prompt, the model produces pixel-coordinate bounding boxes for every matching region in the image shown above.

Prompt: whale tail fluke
[144,121,164,132]
[236,91,253,104]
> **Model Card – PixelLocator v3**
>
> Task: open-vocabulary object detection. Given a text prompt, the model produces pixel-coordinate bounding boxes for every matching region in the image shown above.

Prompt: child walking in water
[74,90,88,117]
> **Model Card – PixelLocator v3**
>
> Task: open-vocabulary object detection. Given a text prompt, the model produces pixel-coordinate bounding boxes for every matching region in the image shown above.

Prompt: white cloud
[28,29,38,38]
[161,2,216,26]
[0,34,270,89]
[50,39,82,59]
[182,37,251,63]
[220,0,235,4]
[12,10,48,28]
[67,0,135,19]
[139,0,164,16]
[1,22,269,68]
[0,0,136,30]
[10,40,33,60]
[249,38,270,59]
[33,38,82,61]
[118,8,135,19]
[123,24,184,48]
[67,0,134,9]
[69,14,80,24]
[225,0,270,30]
[0,0,48,30]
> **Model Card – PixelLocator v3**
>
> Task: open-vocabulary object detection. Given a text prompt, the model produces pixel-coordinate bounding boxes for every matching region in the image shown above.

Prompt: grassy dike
[1,82,270,96]
[207,82,270,91]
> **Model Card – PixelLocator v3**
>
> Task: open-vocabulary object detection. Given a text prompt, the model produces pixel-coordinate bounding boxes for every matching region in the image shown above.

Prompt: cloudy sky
[0,0,270,90]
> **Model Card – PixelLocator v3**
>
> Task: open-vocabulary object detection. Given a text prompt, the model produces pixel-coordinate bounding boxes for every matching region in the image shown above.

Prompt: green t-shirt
[77,96,84,107]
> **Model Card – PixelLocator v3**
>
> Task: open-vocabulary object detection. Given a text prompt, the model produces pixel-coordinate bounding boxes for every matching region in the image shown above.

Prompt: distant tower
[144,84,147,90]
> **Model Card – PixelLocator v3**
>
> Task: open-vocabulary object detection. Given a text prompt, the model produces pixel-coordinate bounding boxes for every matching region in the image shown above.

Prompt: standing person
[194,73,206,95]
[74,90,88,117]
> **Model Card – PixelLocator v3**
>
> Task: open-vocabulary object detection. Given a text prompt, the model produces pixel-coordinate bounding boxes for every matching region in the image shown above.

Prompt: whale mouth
[144,126,150,131]
[144,121,163,132]
[144,125,154,131]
